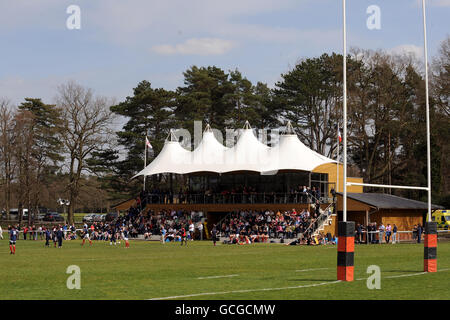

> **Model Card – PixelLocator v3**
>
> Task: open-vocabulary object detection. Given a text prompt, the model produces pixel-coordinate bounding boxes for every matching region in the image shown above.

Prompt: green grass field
[0,238,449,300]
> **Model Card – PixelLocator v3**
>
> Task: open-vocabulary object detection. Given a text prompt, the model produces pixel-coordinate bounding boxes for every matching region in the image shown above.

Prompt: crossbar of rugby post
[346,182,429,191]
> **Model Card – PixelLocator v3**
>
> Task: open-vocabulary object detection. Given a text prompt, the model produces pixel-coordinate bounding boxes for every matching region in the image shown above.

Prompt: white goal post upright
[342,0,348,223]
[422,0,432,223]
[143,134,148,191]
[337,123,339,193]
[336,0,355,282]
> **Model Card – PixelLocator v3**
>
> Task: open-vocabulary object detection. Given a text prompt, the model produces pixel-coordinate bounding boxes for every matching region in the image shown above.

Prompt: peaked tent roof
[190,124,228,173]
[265,133,335,173]
[133,121,336,177]
[223,121,271,173]
[132,131,192,178]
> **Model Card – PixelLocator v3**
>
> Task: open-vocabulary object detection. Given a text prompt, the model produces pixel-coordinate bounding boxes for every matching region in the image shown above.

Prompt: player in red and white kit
[121,227,130,248]
[81,225,92,246]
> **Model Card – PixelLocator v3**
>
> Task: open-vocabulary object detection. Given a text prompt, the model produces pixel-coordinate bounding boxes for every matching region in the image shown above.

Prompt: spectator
[392,224,398,244]
[385,224,392,244]
[417,224,423,243]
[379,223,385,244]
[356,224,362,244]
[197,222,204,240]
[413,225,418,242]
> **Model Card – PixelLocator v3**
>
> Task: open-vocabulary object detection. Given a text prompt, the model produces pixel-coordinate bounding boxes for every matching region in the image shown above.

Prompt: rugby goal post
[338,0,436,281]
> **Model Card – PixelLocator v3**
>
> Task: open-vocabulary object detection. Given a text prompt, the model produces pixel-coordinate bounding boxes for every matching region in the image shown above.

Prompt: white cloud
[86,0,306,46]
[218,23,341,47]
[427,0,450,7]
[0,0,75,31]
[389,44,423,59]
[431,0,450,6]
[151,38,236,55]
[415,0,450,7]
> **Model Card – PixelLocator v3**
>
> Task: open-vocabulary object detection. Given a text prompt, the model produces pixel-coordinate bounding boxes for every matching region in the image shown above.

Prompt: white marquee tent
[133,121,335,178]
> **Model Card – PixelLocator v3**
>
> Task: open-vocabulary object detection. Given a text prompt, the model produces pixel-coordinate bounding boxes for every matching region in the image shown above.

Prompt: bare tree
[432,36,450,196]
[0,99,16,220]
[56,81,113,224]
[14,110,36,225]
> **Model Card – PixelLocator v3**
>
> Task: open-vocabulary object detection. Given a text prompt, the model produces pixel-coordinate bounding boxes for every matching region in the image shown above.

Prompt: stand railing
[311,202,334,236]
[143,192,331,205]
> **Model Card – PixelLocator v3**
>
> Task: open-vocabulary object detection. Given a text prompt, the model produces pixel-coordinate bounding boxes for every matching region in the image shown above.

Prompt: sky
[0,0,449,105]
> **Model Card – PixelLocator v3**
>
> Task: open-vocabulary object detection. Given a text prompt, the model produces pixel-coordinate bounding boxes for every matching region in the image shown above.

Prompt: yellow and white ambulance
[432,210,450,229]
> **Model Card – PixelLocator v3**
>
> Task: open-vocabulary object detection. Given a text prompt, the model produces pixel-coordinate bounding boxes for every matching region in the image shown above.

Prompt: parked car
[93,214,104,222]
[1,209,45,221]
[4,208,28,219]
[43,212,64,222]
[105,212,118,222]
[22,212,46,221]
[83,214,96,223]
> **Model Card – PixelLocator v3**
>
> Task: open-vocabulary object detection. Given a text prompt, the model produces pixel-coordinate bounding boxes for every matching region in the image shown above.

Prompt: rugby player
[109,225,117,246]
[81,224,92,246]
[180,227,188,246]
[122,227,130,248]
[9,225,18,254]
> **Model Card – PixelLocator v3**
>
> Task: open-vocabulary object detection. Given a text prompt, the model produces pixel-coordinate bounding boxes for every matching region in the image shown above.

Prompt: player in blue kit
[52,226,58,247]
[9,225,18,254]
[121,227,130,248]
[109,225,117,246]
[56,226,64,248]
[44,228,51,247]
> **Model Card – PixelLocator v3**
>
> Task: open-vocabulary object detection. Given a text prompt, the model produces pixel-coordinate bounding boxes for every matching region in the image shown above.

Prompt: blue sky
[1,0,449,105]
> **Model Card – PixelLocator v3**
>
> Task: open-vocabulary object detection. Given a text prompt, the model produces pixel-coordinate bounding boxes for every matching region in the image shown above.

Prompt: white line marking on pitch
[149,268,450,300]
[384,268,450,279]
[149,280,342,300]
[356,268,450,281]
[295,268,329,272]
[384,272,427,279]
[197,274,239,280]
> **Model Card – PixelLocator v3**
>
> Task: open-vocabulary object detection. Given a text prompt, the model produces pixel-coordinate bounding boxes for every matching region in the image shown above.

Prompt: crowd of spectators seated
[111,204,205,241]
[286,232,337,246]
[218,206,324,243]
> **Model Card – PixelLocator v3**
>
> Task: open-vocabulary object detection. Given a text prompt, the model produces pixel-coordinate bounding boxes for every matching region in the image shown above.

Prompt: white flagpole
[143,135,147,191]
[422,0,432,222]
[342,0,348,222]
[337,122,340,193]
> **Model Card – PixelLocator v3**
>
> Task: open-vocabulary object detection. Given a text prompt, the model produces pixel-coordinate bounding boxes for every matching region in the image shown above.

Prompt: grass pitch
[0,238,449,300]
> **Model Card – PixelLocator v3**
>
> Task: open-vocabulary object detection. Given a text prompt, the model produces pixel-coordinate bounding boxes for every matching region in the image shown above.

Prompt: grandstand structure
[113,119,441,242]
[115,121,364,235]
[134,121,363,196]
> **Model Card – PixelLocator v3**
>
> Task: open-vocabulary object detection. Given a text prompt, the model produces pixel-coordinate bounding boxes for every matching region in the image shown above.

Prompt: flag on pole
[145,136,153,149]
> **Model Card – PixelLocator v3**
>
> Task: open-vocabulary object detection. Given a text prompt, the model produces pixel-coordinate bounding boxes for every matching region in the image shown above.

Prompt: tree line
[1,37,449,224]
[0,83,113,224]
